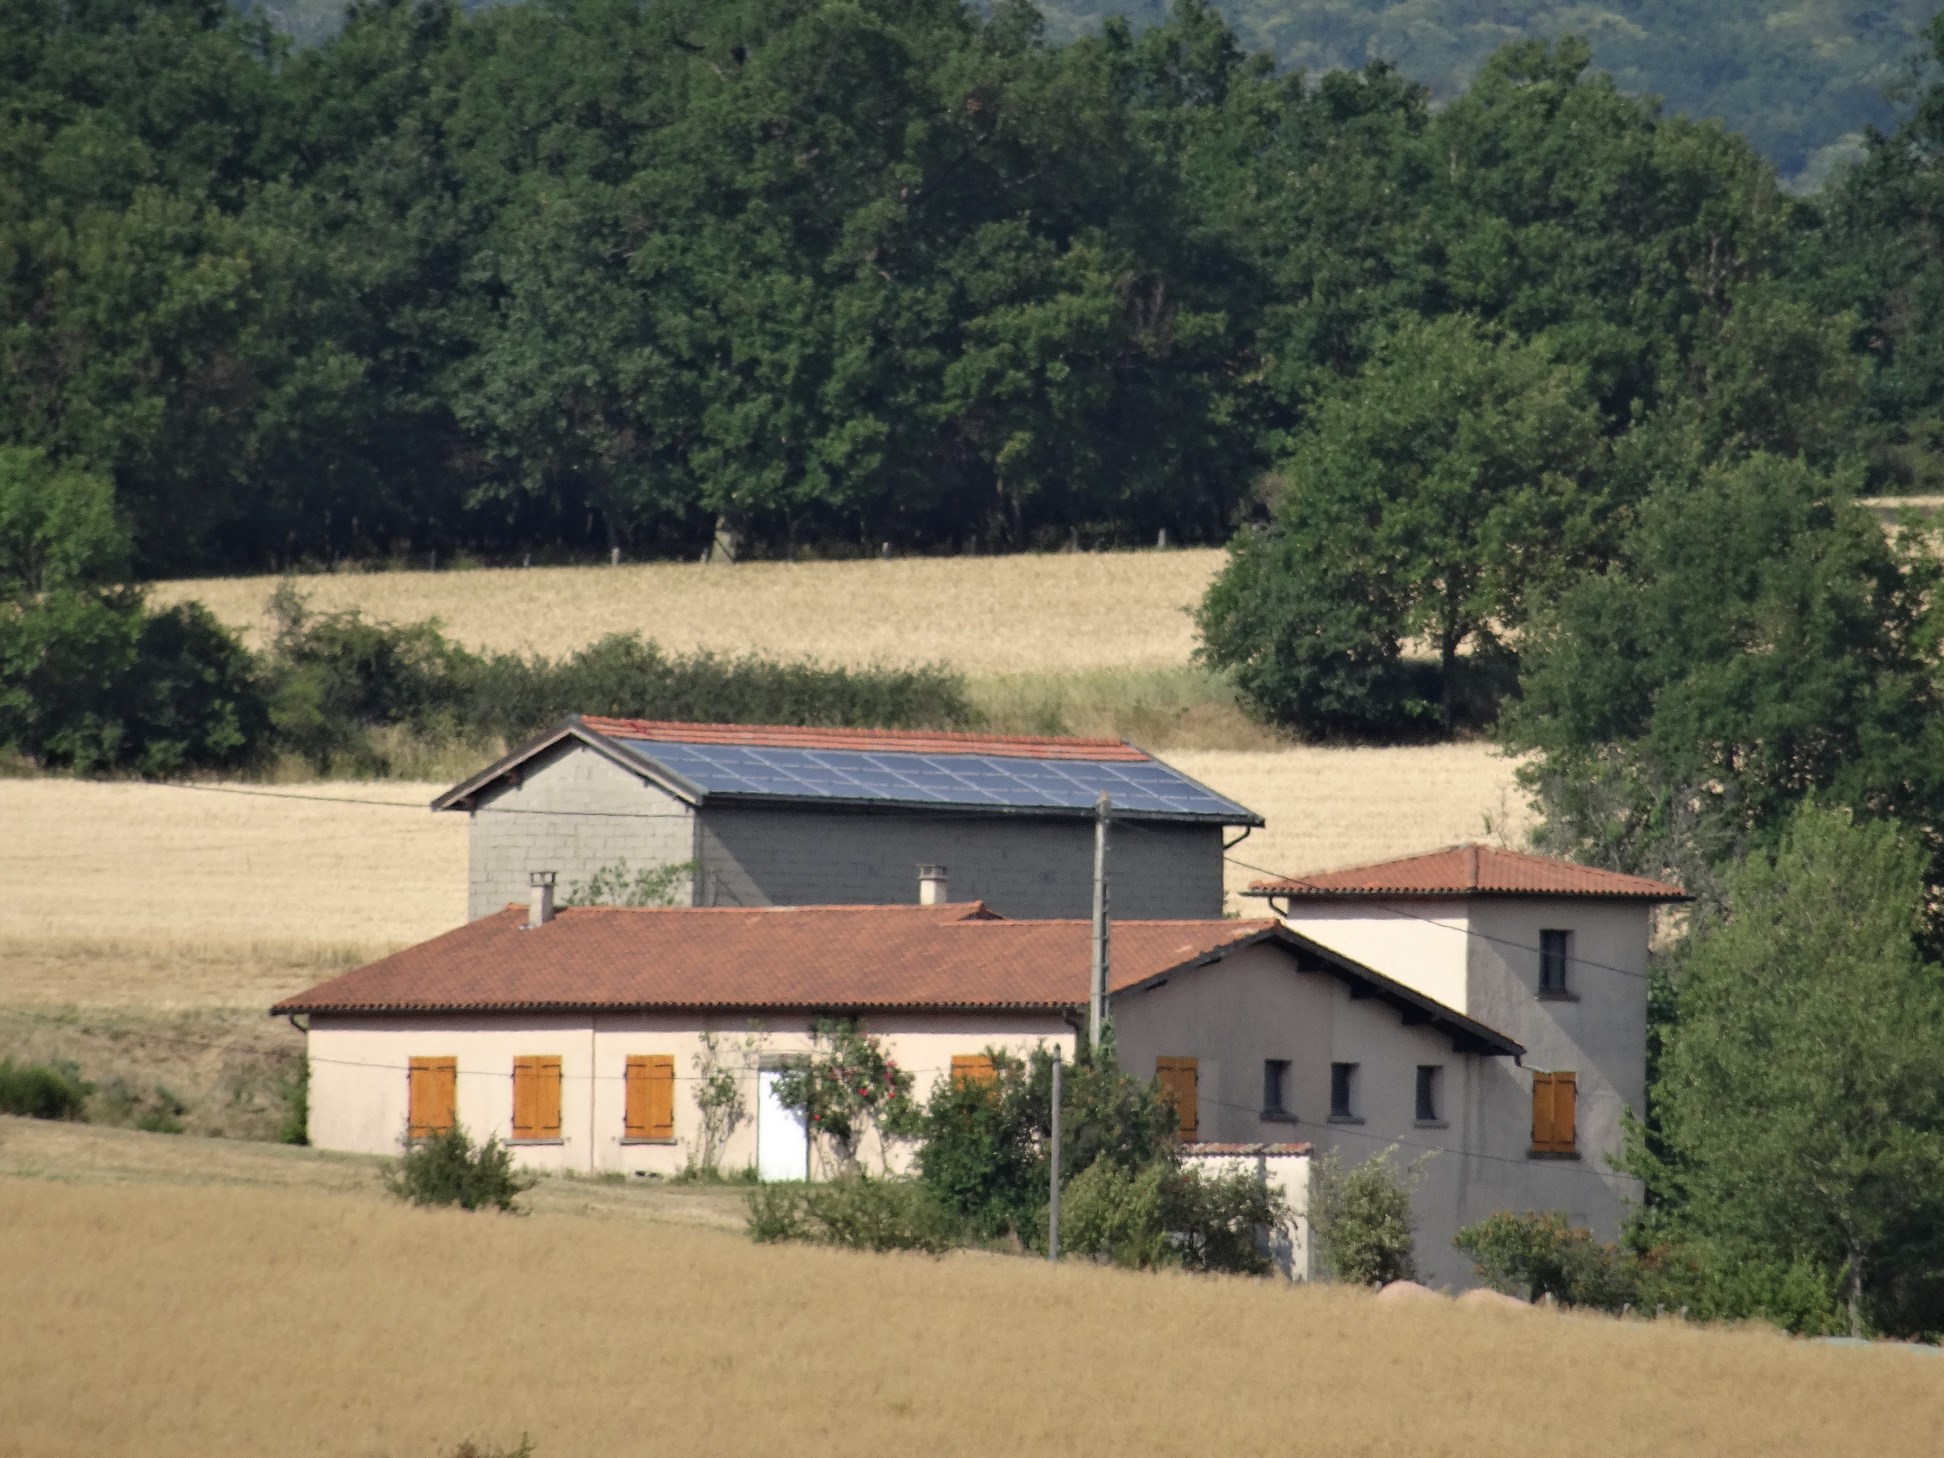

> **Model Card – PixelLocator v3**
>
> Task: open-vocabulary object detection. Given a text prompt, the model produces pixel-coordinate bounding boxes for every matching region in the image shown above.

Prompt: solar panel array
[618,739,1259,823]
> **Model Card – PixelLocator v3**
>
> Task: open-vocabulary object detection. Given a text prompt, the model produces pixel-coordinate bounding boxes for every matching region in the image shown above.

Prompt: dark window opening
[1262,1059,1291,1117]
[1540,928,1572,996]
[1329,1062,1358,1120]
[1415,1064,1443,1123]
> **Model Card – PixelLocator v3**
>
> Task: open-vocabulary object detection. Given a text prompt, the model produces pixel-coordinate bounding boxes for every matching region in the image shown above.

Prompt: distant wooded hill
[243,0,1937,183]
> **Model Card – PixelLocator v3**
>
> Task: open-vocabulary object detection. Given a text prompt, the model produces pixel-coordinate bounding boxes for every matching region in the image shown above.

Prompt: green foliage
[0,1058,91,1121]
[1058,1158,1285,1274]
[1624,804,1944,1338]
[387,1124,537,1213]
[744,1174,960,1254]
[1506,455,1944,897]
[277,1056,309,1146]
[1200,317,1600,735]
[1454,1211,1635,1312]
[915,1042,1180,1243]
[562,860,695,910]
[1309,1146,1424,1286]
[91,1075,190,1134]
[684,1030,755,1177]
[769,1021,920,1172]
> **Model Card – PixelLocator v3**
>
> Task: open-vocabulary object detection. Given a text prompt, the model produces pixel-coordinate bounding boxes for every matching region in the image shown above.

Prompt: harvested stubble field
[2,1133,1939,1458]
[155,549,1227,674]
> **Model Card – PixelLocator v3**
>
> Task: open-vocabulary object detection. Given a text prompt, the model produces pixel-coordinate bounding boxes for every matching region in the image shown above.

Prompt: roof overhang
[431,715,703,812]
[1112,924,1525,1059]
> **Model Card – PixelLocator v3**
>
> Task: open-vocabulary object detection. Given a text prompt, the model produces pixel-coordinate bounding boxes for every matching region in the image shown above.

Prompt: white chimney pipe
[528,870,557,928]
[918,865,948,906]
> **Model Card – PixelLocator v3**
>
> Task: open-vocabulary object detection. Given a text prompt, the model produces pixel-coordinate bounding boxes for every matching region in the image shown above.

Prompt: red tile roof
[272,903,1279,1015]
[578,716,1150,762]
[1246,843,1689,902]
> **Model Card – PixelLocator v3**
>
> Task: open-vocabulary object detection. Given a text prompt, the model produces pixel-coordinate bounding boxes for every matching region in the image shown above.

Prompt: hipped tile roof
[273,903,1273,1015]
[579,716,1149,762]
[1247,843,1689,902]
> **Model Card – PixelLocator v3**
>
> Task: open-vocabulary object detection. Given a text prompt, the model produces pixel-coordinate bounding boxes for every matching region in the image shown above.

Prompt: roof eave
[430,715,705,812]
[1246,885,1691,904]
[279,998,1083,1017]
[701,790,1260,826]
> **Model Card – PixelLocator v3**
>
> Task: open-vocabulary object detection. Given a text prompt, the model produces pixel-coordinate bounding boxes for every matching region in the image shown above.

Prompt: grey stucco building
[432,716,1262,921]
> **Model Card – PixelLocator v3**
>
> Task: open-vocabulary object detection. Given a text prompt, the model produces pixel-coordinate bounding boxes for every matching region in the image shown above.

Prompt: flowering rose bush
[770,1019,919,1171]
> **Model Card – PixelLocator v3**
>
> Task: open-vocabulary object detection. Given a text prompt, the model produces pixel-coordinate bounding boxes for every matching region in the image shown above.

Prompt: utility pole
[1089,791,1111,1052]
[1047,1055,1063,1262]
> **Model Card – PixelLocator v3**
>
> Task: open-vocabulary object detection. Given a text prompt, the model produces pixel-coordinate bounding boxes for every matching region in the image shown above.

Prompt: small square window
[1540,928,1572,996]
[1329,1061,1358,1120]
[1262,1059,1291,1118]
[1415,1064,1443,1124]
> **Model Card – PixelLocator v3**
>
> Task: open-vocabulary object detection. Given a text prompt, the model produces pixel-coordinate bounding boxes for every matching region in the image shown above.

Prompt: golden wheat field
[0,747,1522,1010]
[2,1159,1939,1458]
[155,548,1227,673]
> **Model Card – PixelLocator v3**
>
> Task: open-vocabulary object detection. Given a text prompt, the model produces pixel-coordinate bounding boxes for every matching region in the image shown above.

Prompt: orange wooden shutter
[1156,1056,1198,1139]
[951,1054,996,1087]
[512,1057,562,1141]
[408,1057,457,1139]
[1531,1072,1578,1154]
[536,1056,562,1139]
[626,1055,675,1140]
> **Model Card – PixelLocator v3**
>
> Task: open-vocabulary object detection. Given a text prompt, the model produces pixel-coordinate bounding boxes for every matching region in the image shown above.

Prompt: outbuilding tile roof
[1246,843,1689,902]
[579,717,1149,761]
[271,902,1524,1057]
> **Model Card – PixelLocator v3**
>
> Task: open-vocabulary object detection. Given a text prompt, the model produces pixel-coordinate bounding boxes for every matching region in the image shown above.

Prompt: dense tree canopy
[7,0,1931,578]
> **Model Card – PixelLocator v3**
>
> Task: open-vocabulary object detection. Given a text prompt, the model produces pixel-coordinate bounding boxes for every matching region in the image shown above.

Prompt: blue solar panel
[618,741,1260,822]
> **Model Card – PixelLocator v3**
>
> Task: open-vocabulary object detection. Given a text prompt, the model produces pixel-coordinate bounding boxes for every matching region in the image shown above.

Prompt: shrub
[0,1058,90,1120]
[1454,1211,1638,1311]
[91,1074,188,1133]
[387,1125,536,1212]
[915,1041,1180,1245]
[277,1057,309,1146]
[769,1020,919,1172]
[745,1175,958,1254]
[1059,1160,1287,1275]
[563,859,695,908]
[1310,1146,1426,1285]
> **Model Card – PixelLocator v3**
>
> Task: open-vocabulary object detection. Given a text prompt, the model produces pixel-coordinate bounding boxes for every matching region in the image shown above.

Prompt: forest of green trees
[12,0,1944,577]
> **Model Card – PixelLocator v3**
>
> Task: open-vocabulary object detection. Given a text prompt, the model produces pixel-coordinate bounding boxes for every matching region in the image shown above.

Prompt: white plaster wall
[1276,901,1471,1011]
[465,744,696,920]
[1181,1148,1312,1279]
[306,1011,1075,1177]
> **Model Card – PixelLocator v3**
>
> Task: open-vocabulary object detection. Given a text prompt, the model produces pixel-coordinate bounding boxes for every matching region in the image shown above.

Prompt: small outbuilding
[431,716,1262,921]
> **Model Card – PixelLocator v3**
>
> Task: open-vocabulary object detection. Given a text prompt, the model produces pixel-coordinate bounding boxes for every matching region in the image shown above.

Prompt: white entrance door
[757,1069,808,1182]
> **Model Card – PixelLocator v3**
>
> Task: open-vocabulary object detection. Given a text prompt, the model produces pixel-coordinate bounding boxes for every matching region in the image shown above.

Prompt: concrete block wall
[464,743,696,919]
[694,805,1226,919]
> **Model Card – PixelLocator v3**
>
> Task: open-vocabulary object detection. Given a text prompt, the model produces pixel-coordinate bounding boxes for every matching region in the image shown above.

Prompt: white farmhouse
[275,883,1525,1285]
[1245,844,1689,1253]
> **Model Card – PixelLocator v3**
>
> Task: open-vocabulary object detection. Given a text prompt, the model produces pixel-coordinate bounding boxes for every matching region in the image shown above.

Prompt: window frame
[510,1055,564,1144]
[623,1054,677,1144]
[1260,1058,1294,1121]
[407,1056,457,1141]
[1539,927,1575,999]
[1155,1056,1199,1140]
[1530,1069,1579,1157]
[1328,1061,1360,1123]
[1414,1064,1445,1126]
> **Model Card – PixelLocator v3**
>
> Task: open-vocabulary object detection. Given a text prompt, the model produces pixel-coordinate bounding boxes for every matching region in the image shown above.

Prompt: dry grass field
[155,548,1227,674]
[3,1145,1939,1458]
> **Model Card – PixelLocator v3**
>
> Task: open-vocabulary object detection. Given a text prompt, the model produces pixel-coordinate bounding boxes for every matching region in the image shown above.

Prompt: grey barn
[433,716,1262,921]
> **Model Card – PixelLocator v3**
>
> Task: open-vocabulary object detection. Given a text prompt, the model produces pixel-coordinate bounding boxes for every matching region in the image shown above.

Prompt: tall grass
[3,1178,1940,1458]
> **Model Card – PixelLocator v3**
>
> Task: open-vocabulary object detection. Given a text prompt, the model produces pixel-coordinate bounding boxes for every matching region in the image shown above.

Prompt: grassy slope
[3,1134,1940,1457]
